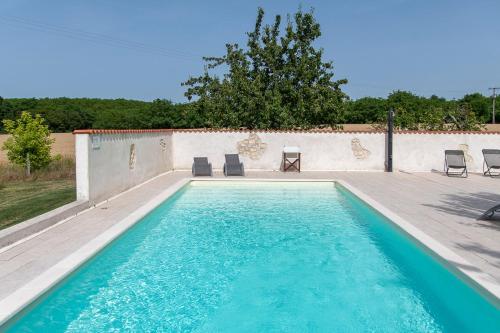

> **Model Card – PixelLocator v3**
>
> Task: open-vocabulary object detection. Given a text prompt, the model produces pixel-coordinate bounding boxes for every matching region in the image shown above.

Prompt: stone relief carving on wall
[351,138,371,160]
[458,144,473,163]
[129,144,136,169]
[160,138,167,152]
[237,133,267,160]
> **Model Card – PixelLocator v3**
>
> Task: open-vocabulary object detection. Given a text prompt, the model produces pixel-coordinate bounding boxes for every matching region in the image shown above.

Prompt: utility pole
[489,87,500,124]
[386,109,394,172]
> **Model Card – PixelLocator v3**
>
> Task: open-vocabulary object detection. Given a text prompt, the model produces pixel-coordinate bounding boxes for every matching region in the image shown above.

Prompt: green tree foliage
[345,97,387,123]
[0,97,189,132]
[1,93,493,132]
[0,91,495,132]
[347,91,487,131]
[2,112,54,174]
[446,103,485,131]
[459,93,491,123]
[182,7,348,129]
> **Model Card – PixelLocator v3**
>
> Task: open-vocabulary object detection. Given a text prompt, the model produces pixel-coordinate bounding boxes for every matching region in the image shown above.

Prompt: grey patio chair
[192,157,212,176]
[223,154,244,176]
[482,149,500,177]
[478,204,500,220]
[444,150,468,177]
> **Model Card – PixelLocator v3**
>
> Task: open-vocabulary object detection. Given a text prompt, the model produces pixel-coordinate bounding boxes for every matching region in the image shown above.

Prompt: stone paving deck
[0,170,499,301]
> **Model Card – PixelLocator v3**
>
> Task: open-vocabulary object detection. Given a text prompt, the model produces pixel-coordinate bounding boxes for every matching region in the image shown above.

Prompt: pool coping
[336,180,500,306]
[0,177,498,326]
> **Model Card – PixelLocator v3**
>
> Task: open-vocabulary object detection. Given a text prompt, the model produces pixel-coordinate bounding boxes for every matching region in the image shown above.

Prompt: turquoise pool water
[4,181,499,332]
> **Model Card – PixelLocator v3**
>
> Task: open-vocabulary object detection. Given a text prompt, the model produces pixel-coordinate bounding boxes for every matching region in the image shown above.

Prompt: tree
[346,97,387,123]
[182,7,348,129]
[2,112,54,175]
[459,93,491,123]
[370,91,484,131]
[445,102,485,131]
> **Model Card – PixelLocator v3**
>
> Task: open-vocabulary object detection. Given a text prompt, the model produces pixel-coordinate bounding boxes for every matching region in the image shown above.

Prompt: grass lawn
[0,179,76,230]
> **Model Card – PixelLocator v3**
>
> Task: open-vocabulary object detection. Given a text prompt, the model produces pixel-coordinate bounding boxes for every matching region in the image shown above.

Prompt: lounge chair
[444,150,468,177]
[478,204,500,220]
[223,154,244,176]
[192,157,212,176]
[482,149,500,177]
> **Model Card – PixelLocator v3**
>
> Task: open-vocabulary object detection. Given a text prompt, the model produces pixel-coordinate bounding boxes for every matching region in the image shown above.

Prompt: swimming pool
[3,181,499,332]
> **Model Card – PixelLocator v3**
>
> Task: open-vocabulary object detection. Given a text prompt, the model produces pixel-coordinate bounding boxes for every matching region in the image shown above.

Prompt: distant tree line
[0,91,496,133]
[0,97,201,133]
[346,91,496,130]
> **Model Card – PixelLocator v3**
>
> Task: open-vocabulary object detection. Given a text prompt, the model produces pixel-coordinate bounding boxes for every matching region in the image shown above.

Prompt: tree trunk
[26,153,31,176]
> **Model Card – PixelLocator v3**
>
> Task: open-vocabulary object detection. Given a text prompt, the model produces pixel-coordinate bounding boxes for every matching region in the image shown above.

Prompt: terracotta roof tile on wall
[73,128,500,135]
[73,129,174,134]
[394,130,500,135]
[163,128,385,134]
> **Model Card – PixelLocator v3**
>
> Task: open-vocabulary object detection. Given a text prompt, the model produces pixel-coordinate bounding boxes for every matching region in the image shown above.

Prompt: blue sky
[0,0,499,102]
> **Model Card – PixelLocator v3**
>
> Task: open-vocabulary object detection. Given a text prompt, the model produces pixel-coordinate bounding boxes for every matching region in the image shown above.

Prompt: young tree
[445,102,485,131]
[183,7,348,129]
[2,112,54,175]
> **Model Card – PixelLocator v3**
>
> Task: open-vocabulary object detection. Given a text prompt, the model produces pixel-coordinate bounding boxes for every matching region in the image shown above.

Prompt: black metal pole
[387,109,394,172]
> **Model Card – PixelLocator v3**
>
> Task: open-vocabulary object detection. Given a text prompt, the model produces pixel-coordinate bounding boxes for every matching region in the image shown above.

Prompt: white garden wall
[75,129,500,203]
[172,131,385,171]
[172,130,500,173]
[393,132,500,173]
[75,130,173,203]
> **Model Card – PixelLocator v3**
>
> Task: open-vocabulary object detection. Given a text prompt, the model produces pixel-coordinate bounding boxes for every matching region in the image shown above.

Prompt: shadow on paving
[456,241,500,264]
[421,190,500,276]
[422,191,500,231]
[446,258,485,273]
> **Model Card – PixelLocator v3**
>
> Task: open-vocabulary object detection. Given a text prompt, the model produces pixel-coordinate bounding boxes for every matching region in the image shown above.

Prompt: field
[0,133,74,164]
[0,180,76,230]
[0,157,76,230]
